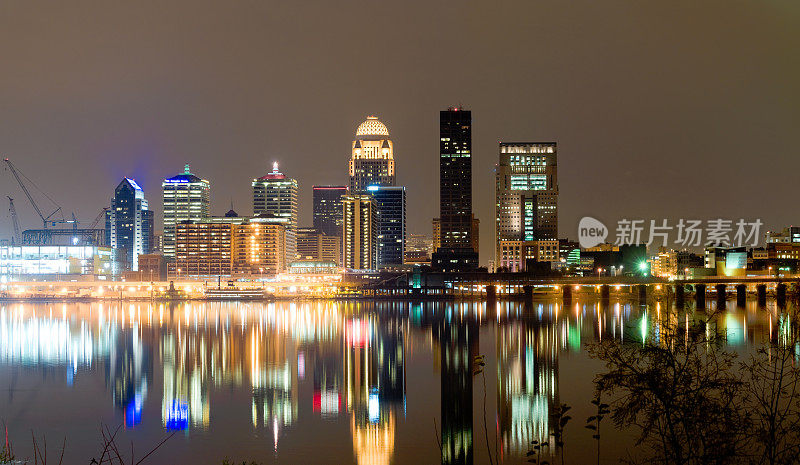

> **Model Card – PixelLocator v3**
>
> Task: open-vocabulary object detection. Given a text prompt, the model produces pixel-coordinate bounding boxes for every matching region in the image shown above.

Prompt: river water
[0,299,785,464]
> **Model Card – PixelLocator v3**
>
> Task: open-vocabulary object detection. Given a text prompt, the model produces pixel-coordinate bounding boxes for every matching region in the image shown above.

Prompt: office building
[367,185,406,267]
[106,178,153,272]
[765,227,800,244]
[404,233,434,264]
[252,162,298,269]
[432,107,478,270]
[0,246,115,279]
[433,217,479,258]
[134,254,167,281]
[704,247,747,277]
[342,194,377,270]
[313,185,347,237]
[296,227,341,265]
[651,249,704,278]
[495,142,558,266]
[349,116,395,191]
[173,221,234,277]
[152,233,164,253]
[162,164,210,259]
[231,220,286,276]
[496,239,560,273]
[171,215,285,277]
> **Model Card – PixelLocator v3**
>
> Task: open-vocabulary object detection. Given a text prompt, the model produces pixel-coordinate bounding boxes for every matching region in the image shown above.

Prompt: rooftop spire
[184,163,191,174]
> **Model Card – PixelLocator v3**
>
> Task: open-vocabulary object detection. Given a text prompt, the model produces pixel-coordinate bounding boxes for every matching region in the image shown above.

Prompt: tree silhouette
[589,313,749,465]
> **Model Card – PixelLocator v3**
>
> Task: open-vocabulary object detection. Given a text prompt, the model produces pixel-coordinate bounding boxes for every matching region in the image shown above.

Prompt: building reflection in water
[497,303,558,456]
[0,300,787,463]
[436,303,478,465]
[106,313,153,428]
[345,306,406,465]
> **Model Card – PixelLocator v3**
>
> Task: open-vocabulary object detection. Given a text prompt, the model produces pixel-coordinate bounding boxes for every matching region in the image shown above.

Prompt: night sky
[0,1,797,263]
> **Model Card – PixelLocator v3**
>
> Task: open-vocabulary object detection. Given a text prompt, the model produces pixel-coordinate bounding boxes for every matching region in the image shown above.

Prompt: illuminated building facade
[0,245,115,278]
[297,227,341,265]
[135,253,167,281]
[650,249,702,278]
[433,216,479,260]
[233,219,286,275]
[252,162,298,269]
[349,116,395,192]
[497,239,560,272]
[433,107,478,271]
[162,164,211,259]
[313,185,347,238]
[342,194,377,270]
[496,142,558,267]
[367,185,406,267]
[106,178,153,274]
[106,178,153,272]
[172,216,285,277]
[765,226,800,244]
[704,247,747,277]
[173,222,234,276]
[404,233,434,264]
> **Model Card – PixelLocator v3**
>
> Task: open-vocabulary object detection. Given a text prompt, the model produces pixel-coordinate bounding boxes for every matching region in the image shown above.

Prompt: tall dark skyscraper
[312,185,347,237]
[433,107,478,271]
[105,178,153,272]
[367,185,406,267]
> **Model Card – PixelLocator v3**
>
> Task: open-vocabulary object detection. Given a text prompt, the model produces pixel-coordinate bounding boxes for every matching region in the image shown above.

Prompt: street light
[639,261,649,277]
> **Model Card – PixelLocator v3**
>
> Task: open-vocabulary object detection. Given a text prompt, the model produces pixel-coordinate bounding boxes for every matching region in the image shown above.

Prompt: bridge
[349,271,800,306]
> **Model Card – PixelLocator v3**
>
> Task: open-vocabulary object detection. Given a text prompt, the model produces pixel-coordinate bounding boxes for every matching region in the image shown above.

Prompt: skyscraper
[342,193,377,270]
[106,178,153,272]
[161,164,210,259]
[252,162,298,268]
[495,142,558,264]
[367,185,406,267]
[432,107,478,271]
[349,116,395,191]
[313,185,347,237]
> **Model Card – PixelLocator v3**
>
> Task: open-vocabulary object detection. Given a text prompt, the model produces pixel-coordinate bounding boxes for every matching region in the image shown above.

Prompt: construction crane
[82,207,109,245]
[7,196,20,245]
[3,157,74,229]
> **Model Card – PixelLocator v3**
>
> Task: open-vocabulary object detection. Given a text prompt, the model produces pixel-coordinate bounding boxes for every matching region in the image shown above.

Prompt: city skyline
[1,2,796,266]
[1,2,799,464]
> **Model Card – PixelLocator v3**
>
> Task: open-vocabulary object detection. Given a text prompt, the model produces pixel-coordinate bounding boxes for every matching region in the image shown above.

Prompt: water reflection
[0,300,789,464]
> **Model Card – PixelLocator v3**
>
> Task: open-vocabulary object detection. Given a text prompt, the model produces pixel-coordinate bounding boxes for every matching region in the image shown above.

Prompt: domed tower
[349,116,395,191]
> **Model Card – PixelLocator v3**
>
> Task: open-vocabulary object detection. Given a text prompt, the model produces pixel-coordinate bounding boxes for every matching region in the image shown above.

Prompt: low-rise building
[296,228,341,265]
[0,246,115,280]
[170,216,285,278]
[496,239,560,272]
[287,260,338,274]
[765,226,800,244]
[125,254,167,281]
[704,247,747,277]
[651,249,704,278]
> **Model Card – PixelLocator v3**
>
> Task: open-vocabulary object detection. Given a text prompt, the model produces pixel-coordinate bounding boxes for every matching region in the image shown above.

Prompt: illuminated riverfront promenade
[1,272,799,303]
